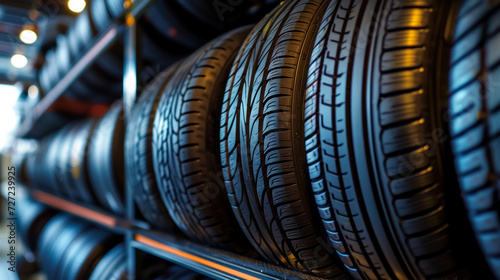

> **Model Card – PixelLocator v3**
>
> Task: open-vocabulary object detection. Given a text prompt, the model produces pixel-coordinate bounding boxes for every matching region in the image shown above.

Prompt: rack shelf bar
[133,229,323,280]
[30,190,141,234]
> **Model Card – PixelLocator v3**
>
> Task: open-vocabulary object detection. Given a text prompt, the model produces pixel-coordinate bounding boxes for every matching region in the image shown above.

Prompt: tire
[17,199,56,254]
[95,47,124,81]
[34,136,54,193]
[87,102,125,213]
[24,152,37,188]
[46,127,73,198]
[90,0,112,32]
[89,243,126,280]
[55,35,72,79]
[38,215,89,280]
[38,66,51,96]
[69,119,99,204]
[105,0,124,18]
[68,9,94,59]
[125,62,182,230]
[58,227,117,280]
[219,1,345,277]
[152,26,252,251]
[174,0,257,31]
[140,21,188,75]
[49,220,91,280]
[449,1,500,278]
[57,122,82,201]
[303,0,465,279]
[18,153,30,186]
[144,0,211,50]
[45,50,59,89]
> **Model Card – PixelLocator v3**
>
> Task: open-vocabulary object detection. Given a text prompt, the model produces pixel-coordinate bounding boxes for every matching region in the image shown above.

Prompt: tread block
[395,184,442,218]
[386,9,430,30]
[408,225,450,257]
[384,29,426,50]
[381,48,425,72]
[381,70,423,95]
[465,186,496,212]
[382,120,426,155]
[473,211,500,233]
[379,92,423,126]
[450,51,481,93]
[389,166,435,196]
[479,232,500,256]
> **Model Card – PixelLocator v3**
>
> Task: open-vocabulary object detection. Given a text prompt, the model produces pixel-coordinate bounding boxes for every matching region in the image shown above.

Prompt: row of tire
[17,198,210,280]
[22,0,500,279]
[37,0,279,104]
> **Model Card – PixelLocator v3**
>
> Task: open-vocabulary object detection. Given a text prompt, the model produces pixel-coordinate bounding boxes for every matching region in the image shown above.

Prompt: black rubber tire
[66,7,124,104]
[87,102,125,214]
[68,119,99,204]
[144,0,210,50]
[67,10,92,58]
[38,65,51,96]
[45,50,59,89]
[174,0,256,31]
[34,136,54,193]
[17,153,30,186]
[89,0,124,81]
[140,20,188,75]
[37,214,71,268]
[66,23,80,60]
[125,62,182,230]
[46,127,73,198]
[24,152,38,188]
[37,214,69,251]
[58,227,117,280]
[17,199,56,254]
[55,35,72,79]
[48,219,91,280]
[152,26,252,251]
[57,122,83,201]
[38,215,87,280]
[95,46,124,81]
[105,0,124,18]
[90,0,112,32]
[89,243,126,280]
[219,1,346,277]
[449,0,500,278]
[303,0,466,279]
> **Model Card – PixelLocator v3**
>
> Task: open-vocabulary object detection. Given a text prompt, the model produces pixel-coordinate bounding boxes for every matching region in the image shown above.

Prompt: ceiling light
[68,0,86,13]
[11,54,28,69]
[20,29,37,44]
[28,85,39,99]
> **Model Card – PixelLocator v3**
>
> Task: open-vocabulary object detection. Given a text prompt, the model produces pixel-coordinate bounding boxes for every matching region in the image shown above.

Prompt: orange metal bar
[31,190,117,228]
[135,234,260,280]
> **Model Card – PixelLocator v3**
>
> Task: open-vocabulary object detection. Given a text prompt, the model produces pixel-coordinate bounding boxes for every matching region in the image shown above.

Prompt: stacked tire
[449,0,500,278]
[23,103,125,214]
[22,0,500,279]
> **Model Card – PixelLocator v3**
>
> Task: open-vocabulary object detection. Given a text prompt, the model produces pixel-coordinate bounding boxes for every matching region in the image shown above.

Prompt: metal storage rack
[16,1,324,279]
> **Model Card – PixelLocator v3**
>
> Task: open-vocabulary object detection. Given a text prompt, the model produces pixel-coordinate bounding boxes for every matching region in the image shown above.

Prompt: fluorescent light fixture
[11,54,28,68]
[68,0,86,13]
[20,29,37,44]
